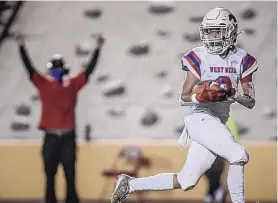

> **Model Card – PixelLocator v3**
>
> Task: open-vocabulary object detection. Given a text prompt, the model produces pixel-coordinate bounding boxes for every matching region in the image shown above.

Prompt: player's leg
[187,113,249,203]
[110,141,216,203]
[204,156,226,203]
[176,141,216,191]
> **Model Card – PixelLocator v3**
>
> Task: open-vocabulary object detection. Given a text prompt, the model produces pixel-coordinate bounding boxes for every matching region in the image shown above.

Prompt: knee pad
[177,167,201,191]
[230,146,249,165]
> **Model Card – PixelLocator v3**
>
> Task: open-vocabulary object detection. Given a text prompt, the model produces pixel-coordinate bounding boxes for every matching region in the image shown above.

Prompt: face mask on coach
[48,59,69,80]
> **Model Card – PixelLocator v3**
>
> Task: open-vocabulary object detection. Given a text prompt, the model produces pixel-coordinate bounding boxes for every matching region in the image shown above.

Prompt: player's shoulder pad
[180,46,203,79]
[235,48,258,78]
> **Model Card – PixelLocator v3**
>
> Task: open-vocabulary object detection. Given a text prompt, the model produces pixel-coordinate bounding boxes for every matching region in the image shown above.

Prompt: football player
[110,7,258,203]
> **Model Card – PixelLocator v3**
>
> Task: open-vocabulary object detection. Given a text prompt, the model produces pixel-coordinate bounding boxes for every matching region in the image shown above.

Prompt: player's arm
[84,35,104,80]
[232,74,256,109]
[232,53,258,109]
[179,50,222,105]
[179,50,203,105]
[180,71,199,106]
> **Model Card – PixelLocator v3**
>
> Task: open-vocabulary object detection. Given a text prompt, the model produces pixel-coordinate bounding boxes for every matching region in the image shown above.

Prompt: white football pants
[177,113,249,191]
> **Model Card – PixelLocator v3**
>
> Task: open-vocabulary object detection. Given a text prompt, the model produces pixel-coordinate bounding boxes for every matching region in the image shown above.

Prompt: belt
[45,129,74,136]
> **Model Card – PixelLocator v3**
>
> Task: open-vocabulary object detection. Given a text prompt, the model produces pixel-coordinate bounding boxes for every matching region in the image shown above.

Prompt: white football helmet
[199,7,240,55]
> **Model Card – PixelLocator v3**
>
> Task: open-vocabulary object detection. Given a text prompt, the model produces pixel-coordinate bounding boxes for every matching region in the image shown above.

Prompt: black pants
[205,156,225,196]
[42,131,79,203]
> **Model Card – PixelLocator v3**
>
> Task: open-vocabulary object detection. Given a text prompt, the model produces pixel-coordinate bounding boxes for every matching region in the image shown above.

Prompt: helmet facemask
[200,23,238,55]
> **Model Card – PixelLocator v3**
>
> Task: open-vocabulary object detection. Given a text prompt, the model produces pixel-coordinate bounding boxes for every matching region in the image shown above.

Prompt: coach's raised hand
[16,34,25,46]
[85,35,105,80]
[96,35,105,49]
[16,34,36,78]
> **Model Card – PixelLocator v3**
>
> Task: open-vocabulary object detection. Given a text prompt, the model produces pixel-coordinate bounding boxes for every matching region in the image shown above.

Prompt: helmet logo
[229,14,237,23]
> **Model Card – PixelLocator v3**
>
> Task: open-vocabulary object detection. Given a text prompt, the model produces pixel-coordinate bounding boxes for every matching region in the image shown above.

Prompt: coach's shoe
[111,174,133,203]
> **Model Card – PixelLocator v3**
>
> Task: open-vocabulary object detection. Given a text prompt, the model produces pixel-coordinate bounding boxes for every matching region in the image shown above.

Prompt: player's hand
[208,81,230,101]
[15,34,25,45]
[228,87,236,97]
[197,89,227,102]
[228,88,238,100]
[215,77,236,99]
[96,35,105,48]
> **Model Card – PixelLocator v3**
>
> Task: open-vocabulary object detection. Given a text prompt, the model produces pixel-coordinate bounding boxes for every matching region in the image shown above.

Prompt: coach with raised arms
[16,34,104,203]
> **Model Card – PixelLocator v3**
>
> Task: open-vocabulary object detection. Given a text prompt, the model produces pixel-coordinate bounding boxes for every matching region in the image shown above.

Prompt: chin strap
[236,30,245,37]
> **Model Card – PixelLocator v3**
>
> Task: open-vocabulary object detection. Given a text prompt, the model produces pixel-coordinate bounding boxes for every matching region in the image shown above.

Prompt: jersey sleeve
[71,70,87,92]
[31,70,47,89]
[240,53,258,79]
[181,50,201,79]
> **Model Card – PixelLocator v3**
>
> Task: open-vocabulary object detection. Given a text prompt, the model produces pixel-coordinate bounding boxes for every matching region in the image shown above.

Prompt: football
[191,81,221,94]
[191,81,226,102]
